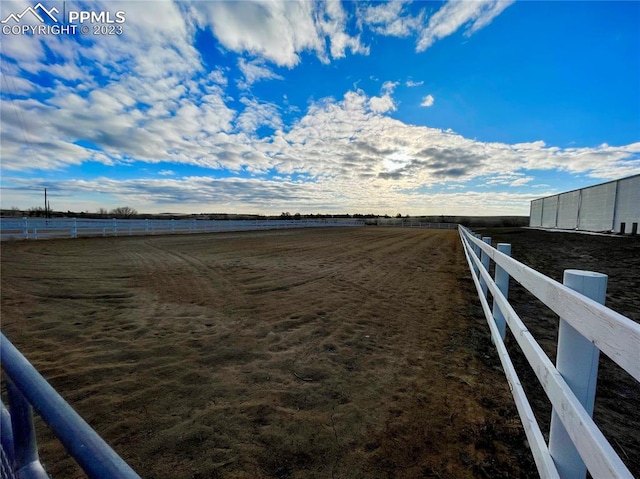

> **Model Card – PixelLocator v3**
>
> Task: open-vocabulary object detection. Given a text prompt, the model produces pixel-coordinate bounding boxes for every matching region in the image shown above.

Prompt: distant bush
[110,206,138,219]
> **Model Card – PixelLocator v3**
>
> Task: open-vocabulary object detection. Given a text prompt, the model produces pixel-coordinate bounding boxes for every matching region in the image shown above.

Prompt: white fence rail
[0,217,364,241]
[458,225,639,479]
[373,219,458,229]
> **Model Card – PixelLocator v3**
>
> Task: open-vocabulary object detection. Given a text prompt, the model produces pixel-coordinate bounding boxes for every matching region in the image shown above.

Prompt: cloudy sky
[1,1,639,216]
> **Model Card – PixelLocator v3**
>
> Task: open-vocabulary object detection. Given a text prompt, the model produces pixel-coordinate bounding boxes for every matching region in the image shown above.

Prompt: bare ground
[478,228,640,477]
[2,227,537,478]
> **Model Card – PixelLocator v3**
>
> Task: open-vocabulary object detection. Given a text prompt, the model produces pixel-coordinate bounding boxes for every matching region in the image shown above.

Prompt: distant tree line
[0,207,529,227]
[2,206,138,219]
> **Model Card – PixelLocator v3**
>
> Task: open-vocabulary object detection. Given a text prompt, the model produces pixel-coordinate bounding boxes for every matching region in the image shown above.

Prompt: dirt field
[478,227,640,477]
[1,227,538,478]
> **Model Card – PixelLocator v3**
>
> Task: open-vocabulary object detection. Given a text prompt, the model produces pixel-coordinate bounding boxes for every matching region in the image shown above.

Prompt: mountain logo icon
[1,3,59,24]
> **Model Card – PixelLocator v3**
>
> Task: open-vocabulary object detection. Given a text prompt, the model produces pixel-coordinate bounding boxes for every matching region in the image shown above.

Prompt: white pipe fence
[458,225,639,479]
[0,217,364,241]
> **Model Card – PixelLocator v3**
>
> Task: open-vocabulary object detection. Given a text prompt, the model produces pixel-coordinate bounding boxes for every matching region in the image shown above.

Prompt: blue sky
[1,0,639,216]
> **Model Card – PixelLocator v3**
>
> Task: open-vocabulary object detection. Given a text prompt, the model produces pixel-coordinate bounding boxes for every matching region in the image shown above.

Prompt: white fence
[459,225,639,479]
[373,219,458,229]
[0,217,364,241]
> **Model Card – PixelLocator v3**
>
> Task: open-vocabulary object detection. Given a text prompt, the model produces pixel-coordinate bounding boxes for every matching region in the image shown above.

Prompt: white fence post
[470,232,480,276]
[492,243,511,340]
[479,237,492,298]
[474,233,482,262]
[22,217,28,239]
[549,270,607,479]
[72,218,77,239]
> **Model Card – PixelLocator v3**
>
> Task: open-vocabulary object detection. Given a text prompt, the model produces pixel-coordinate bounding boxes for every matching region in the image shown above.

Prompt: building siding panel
[529,174,639,233]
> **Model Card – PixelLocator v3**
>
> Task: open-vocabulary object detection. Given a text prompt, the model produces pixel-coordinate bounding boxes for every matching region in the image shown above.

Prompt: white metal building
[529,174,640,234]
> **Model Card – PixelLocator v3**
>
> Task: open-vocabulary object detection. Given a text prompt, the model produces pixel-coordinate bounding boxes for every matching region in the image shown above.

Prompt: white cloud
[369,94,397,114]
[417,0,514,52]
[406,80,424,87]
[0,30,45,63]
[316,0,370,60]
[421,94,435,107]
[1,70,37,95]
[511,176,534,186]
[358,0,424,37]
[237,58,284,89]
[195,1,321,67]
[382,81,400,94]
[207,69,228,87]
[237,97,283,135]
[484,173,533,187]
[466,0,515,36]
[191,0,367,68]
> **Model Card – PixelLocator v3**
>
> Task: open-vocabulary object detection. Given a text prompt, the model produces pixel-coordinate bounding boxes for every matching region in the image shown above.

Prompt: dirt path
[1,228,534,478]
